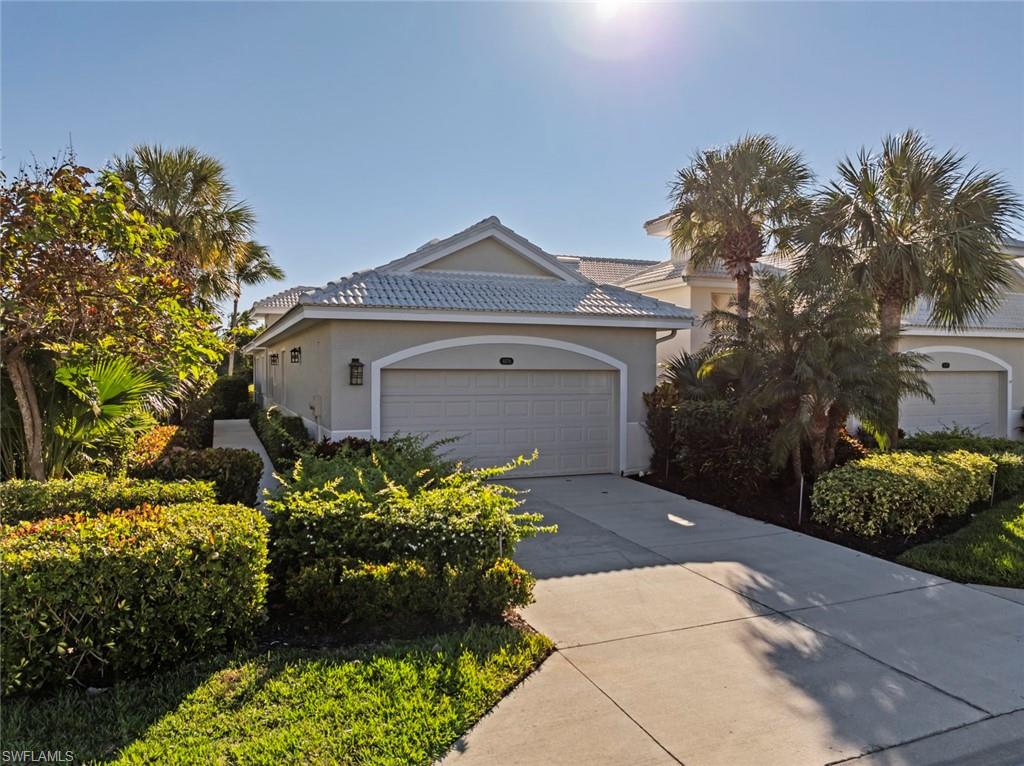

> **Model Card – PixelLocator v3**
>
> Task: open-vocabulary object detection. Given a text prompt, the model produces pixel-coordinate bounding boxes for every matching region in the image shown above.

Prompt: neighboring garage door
[380,369,616,477]
[900,371,1004,437]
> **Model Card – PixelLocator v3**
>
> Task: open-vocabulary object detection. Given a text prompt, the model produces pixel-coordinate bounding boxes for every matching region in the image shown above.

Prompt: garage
[380,368,616,476]
[900,370,1005,437]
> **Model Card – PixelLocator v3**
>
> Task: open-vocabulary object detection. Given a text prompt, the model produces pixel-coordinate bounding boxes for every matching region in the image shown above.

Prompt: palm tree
[668,134,812,328]
[112,145,257,306]
[703,275,930,477]
[225,241,284,374]
[792,130,1022,442]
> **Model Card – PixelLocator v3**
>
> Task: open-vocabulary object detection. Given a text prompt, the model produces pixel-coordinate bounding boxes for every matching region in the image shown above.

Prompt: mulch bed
[638,473,979,561]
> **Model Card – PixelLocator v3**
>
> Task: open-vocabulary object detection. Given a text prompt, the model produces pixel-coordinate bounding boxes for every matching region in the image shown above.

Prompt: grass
[898,496,1024,587]
[2,624,552,765]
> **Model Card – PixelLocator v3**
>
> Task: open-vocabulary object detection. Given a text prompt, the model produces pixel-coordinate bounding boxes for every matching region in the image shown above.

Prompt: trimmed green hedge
[811,450,996,537]
[250,407,313,472]
[131,447,263,506]
[898,430,1024,500]
[209,375,254,419]
[285,556,535,633]
[0,474,215,524]
[1,502,269,693]
[268,456,553,629]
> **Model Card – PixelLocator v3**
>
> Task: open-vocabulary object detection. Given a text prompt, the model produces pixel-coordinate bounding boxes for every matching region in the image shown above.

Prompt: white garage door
[380,369,616,477]
[900,371,1004,437]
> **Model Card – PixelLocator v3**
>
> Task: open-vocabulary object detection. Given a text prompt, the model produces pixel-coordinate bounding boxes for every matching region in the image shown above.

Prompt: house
[244,217,693,477]
[612,222,1024,439]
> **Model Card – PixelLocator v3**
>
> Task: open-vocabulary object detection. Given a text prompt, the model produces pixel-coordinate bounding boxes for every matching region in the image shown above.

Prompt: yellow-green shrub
[1,502,269,693]
[811,450,996,537]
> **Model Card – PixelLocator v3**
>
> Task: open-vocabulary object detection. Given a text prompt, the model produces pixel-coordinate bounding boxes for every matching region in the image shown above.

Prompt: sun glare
[594,0,624,21]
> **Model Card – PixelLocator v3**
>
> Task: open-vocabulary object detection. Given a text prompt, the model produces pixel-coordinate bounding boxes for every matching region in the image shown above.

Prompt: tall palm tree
[792,129,1023,442]
[704,275,930,477]
[112,145,257,306]
[225,241,284,374]
[669,134,812,328]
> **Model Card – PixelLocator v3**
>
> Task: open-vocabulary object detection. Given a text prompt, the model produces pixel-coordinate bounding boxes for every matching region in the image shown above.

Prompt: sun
[594,0,624,21]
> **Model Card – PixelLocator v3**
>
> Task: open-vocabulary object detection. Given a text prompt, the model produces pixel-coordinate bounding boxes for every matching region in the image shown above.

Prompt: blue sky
[3,2,1023,311]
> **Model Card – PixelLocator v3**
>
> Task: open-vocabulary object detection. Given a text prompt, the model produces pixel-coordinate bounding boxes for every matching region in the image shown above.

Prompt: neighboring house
[620,220,1024,439]
[244,217,693,477]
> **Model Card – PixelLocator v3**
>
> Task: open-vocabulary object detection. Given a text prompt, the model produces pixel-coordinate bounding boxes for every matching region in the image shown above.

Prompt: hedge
[209,374,254,419]
[670,399,774,496]
[1,502,269,693]
[249,408,313,472]
[267,462,551,581]
[898,430,1024,500]
[285,556,535,633]
[0,474,215,525]
[131,447,263,506]
[811,450,996,537]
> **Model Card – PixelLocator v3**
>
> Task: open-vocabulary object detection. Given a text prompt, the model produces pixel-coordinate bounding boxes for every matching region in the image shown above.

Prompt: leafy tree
[668,134,812,327]
[702,275,930,477]
[112,145,261,307]
[792,130,1023,442]
[1,160,225,479]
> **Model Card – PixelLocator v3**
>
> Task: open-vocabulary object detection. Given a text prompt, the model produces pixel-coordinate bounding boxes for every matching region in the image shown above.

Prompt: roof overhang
[243,304,694,353]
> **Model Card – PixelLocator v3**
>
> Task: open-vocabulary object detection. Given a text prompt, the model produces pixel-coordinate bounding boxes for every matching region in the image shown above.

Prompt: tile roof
[903,293,1024,331]
[556,255,658,285]
[292,270,692,320]
[252,285,318,311]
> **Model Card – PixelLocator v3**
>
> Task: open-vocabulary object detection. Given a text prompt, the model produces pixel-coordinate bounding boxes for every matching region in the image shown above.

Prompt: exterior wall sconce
[269,353,279,366]
[349,358,365,386]
[290,347,302,364]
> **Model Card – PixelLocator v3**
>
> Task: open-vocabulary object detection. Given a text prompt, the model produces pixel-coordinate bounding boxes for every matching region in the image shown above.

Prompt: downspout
[656,330,677,345]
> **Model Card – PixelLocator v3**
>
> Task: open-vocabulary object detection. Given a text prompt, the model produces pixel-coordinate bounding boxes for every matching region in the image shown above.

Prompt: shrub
[671,400,774,496]
[208,375,253,419]
[1,502,269,693]
[285,556,534,633]
[128,425,189,468]
[250,408,313,472]
[811,450,996,537]
[897,429,1024,500]
[132,447,263,506]
[0,474,215,524]
[643,383,678,478]
[277,433,455,500]
[268,461,551,582]
[833,427,870,466]
[990,452,1024,499]
[898,428,1023,455]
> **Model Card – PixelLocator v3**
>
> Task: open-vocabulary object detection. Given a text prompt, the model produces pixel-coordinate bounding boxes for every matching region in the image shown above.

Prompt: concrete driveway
[443,475,1024,766]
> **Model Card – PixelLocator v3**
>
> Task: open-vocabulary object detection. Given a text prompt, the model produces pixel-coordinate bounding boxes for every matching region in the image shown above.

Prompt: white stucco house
[244,217,693,477]
[247,216,1024,478]
[614,219,1024,440]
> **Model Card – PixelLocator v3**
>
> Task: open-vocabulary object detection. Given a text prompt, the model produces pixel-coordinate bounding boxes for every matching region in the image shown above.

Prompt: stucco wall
[259,318,659,473]
[417,239,553,276]
[255,321,333,438]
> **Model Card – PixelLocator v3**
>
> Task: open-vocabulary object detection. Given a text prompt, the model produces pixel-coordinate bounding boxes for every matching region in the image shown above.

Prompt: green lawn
[898,497,1024,588]
[2,624,551,765]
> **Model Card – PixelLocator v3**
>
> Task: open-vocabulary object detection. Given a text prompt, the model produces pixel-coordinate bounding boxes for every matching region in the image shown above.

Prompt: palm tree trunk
[4,347,46,480]
[736,272,752,327]
[227,289,240,376]
[878,295,904,447]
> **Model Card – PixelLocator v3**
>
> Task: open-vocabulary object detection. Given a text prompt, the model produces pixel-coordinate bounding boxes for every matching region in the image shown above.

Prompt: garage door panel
[900,371,1004,437]
[381,369,616,477]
